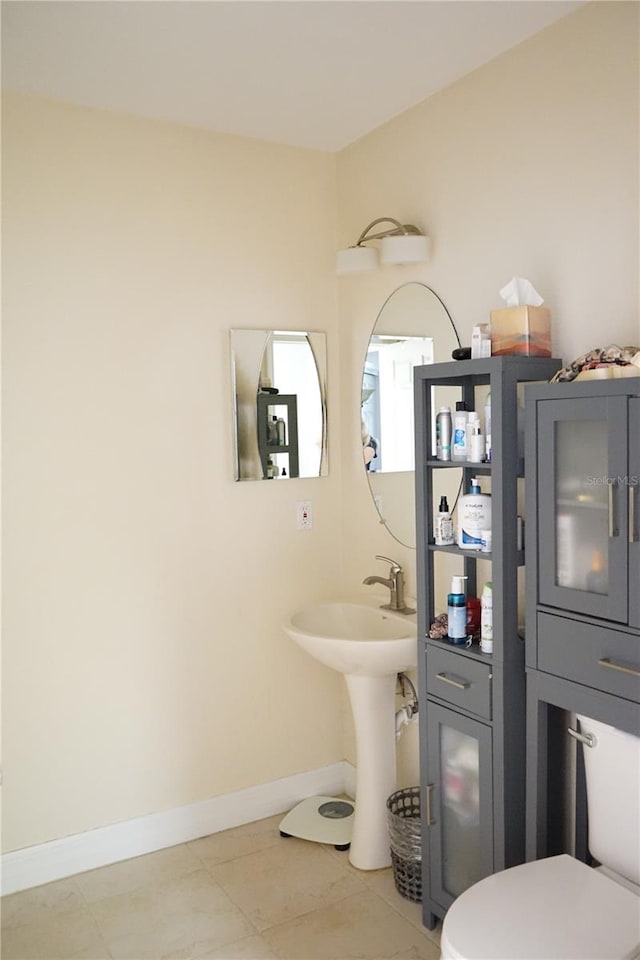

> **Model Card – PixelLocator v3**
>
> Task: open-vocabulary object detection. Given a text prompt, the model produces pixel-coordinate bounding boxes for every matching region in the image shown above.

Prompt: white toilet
[440,715,640,960]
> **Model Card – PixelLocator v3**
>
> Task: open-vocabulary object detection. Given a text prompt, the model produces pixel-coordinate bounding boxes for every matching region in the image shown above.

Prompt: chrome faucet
[363,555,416,615]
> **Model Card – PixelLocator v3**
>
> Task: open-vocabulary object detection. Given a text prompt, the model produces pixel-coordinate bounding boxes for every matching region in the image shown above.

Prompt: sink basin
[285,601,417,677]
[284,600,417,871]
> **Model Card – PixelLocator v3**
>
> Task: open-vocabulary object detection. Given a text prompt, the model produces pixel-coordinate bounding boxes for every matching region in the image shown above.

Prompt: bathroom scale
[279,796,354,850]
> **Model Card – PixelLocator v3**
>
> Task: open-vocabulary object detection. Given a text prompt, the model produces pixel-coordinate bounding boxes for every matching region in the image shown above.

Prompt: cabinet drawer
[426,646,492,719]
[537,612,640,703]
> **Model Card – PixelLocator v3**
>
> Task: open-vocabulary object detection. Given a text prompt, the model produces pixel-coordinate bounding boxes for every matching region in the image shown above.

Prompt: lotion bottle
[448,575,468,644]
[458,477,492,549]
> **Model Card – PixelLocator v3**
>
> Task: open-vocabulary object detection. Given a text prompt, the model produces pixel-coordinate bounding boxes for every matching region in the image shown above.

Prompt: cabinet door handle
[436,672,470,690]
[567,727,596,748]
[608,480,619,538]
[425,783,435,826]
[630,485,638,543]
[598,657,640,678]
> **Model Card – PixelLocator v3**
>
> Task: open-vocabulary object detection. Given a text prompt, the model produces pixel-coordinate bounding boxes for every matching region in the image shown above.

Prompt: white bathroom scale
[279,796,354,850]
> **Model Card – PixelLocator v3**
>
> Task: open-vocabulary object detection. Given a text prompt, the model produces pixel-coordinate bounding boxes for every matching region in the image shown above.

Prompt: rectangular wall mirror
[230,329,328,481]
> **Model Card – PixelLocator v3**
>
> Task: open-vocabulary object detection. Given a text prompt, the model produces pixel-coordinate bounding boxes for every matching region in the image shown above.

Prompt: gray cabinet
[524,377,640,862]
[414,356,561,929]
[533,390,639,626]
[425,702,493,911]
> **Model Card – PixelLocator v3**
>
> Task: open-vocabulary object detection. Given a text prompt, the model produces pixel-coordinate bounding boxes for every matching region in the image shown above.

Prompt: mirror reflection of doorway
[362,361,380,472]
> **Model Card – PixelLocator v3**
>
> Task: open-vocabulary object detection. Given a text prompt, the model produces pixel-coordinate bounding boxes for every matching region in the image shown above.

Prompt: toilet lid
[441,855,640,960]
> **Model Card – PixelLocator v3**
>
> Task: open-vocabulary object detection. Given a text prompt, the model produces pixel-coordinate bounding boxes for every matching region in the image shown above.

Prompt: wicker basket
[386,787,422,903]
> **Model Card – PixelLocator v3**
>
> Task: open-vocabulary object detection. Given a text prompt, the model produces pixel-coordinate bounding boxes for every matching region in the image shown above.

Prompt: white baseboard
[1,761,356,895]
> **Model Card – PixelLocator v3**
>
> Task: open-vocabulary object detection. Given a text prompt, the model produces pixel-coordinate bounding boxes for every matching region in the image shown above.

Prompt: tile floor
[1,814,442,960]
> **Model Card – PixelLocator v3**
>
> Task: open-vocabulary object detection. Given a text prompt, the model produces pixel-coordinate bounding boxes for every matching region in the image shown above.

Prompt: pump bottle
[458,477,492,550]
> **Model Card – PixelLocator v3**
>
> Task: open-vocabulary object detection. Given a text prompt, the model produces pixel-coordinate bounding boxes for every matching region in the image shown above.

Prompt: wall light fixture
[336,217,430,275]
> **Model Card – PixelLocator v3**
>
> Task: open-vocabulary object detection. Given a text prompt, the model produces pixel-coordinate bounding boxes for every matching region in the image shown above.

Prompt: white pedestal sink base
[282,600,417,872]
[345,673,397,870]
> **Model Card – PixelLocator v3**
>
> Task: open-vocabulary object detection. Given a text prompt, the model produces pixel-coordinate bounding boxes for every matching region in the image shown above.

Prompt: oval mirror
[361,283,459,547]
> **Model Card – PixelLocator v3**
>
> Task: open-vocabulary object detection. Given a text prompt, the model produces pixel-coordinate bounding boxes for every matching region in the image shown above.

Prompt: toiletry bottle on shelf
[276,416,286,446]
[266,457,277,479]
[448,575,468,644]
[480,582,493,654]
[468,411,484,462]
[434,496,454,546]
[458,477,492,549]
[435,406,452,461]
[484,392,492,462]
[452,401,469,461]
[466,594,481,640]
[267,416,278,445]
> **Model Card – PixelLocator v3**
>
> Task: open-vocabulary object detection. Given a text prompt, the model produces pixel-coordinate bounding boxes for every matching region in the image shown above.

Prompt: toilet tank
[577,715,640,886]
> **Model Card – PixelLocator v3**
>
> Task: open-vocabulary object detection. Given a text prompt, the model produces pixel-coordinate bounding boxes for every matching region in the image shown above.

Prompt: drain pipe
[395,672,418,740]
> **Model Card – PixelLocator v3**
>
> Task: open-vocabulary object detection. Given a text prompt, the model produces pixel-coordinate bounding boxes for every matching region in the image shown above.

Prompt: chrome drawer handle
[630,485,638,544]
[436,672,470,690]
[598,657,640,678]
[568,727,595,748]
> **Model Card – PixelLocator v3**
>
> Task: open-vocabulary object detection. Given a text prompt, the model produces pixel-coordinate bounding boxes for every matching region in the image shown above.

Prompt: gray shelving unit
[256,393,299,478]
[524,376,640,864]
[414,356,561,930]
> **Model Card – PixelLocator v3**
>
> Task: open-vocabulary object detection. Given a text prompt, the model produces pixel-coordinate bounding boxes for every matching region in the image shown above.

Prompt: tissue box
[490,306,551,357]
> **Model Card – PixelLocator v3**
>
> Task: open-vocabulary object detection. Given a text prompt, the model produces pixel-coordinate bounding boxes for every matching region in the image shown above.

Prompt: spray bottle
[436,406,452,461]
[448,575,468,644]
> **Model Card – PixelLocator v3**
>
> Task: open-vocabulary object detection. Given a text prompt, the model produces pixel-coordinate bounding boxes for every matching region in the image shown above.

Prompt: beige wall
[337,0,639,621]
[2,94,345,852]
[3,0,639,854]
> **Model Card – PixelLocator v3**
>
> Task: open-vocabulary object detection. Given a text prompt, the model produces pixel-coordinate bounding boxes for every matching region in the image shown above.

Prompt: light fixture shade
[336,245,379,275]
[381,233,430,265]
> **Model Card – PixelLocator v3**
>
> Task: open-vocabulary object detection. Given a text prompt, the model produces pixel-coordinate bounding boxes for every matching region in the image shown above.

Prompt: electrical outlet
[296,500,313,531]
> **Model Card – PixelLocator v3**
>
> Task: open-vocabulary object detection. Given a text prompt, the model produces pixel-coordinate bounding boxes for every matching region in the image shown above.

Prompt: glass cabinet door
[426,702,493,910]
[537,397,629,622]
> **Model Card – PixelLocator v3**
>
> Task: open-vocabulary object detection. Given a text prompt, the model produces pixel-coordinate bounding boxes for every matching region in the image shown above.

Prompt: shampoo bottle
[448,575,468,644]
[458,477,492,549]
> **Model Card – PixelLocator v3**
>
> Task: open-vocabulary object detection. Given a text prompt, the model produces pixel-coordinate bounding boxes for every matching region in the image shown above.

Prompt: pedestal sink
[283,601,417,870]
